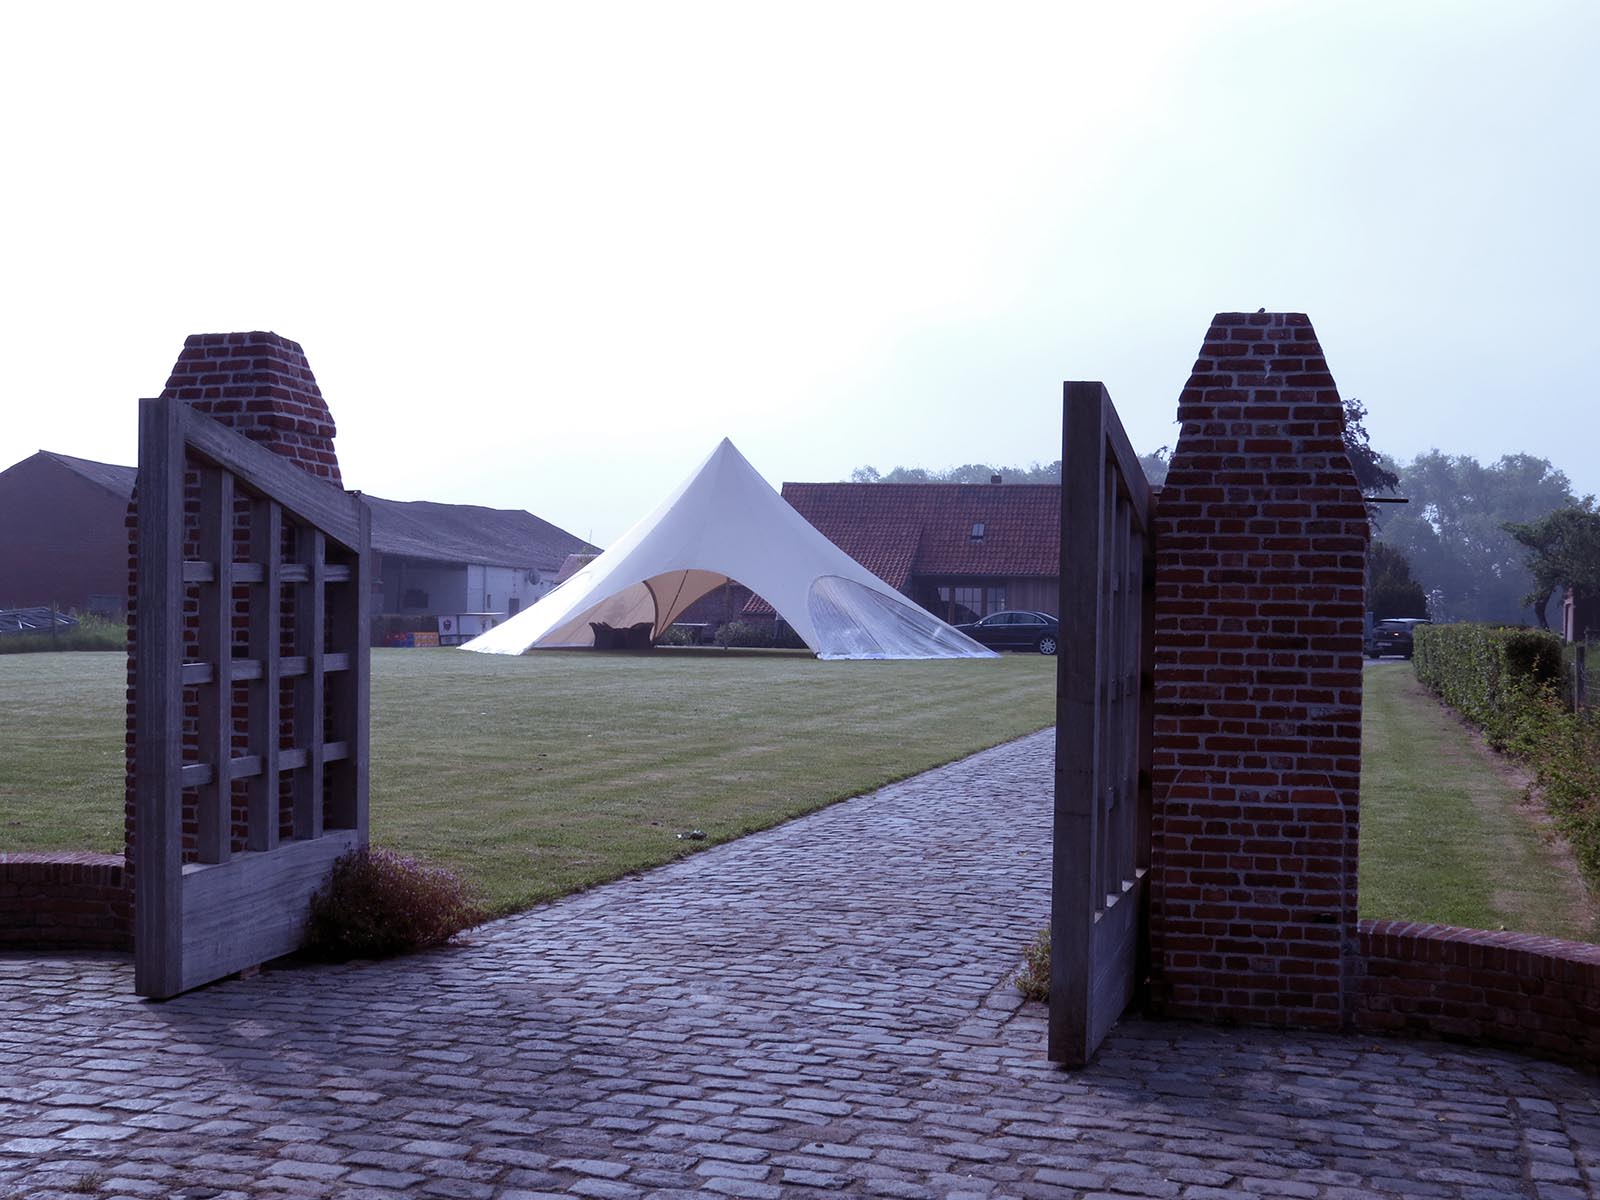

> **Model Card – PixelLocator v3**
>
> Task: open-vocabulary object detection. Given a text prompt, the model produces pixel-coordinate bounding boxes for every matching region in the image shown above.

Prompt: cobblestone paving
[3,730,1598,1199]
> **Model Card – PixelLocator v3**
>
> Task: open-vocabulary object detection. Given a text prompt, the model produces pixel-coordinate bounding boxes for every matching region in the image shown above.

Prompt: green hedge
[713,619,805,650]
[0,613,125,655]
[1411,624,1563,746]
[1414,623,1600,882]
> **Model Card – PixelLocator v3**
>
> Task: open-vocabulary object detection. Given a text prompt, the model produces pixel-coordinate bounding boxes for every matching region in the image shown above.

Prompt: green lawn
[9,650,1594,940]
[2,648,1056,912]
[1359,662,1598,942]
[0,652,127,852]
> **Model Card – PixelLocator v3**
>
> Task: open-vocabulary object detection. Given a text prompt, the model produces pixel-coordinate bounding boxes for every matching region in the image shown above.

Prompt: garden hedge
[1413,623,1600,884]
[1411,623,1563,747]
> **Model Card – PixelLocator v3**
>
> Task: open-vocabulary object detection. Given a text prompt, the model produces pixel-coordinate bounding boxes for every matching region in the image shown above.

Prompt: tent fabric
[459,439,998,661]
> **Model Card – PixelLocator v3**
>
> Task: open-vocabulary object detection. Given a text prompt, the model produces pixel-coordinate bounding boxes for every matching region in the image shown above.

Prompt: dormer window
[970,522,986,541]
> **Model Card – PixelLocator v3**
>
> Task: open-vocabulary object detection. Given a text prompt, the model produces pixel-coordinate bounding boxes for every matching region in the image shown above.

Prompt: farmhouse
[365,495,594,633]
[0,451,136,615]
[0,449,592,637]
[751,478,1061,624]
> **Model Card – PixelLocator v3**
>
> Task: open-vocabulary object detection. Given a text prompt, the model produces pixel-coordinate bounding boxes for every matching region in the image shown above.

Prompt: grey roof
[16,449,592,573]
[37,451,138,499]
[363,495,594,571]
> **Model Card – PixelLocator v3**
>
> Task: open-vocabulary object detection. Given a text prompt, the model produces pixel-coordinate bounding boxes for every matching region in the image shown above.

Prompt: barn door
[134,397,370,999]
[1050,381,1155,1066]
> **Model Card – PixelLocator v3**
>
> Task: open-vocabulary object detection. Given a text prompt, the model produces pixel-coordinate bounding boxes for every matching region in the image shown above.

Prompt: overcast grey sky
[3,1,1595,544]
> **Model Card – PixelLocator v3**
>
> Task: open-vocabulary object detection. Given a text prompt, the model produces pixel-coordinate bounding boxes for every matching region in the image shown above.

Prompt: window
[970,522,986,541]
[931,584,1008,624]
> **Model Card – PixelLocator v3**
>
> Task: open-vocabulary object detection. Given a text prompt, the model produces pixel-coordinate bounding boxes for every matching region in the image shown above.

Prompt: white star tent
[460,438,996,661]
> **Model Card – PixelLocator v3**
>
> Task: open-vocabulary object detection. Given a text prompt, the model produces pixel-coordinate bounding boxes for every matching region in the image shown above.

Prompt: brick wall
[1148,311,1369,1029]
[124,332,343,879]
[0,853,131,950]
[1357,920,1600,1071]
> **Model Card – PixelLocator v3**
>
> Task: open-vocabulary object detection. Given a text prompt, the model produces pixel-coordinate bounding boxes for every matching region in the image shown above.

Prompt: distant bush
[0,612,124,655]
[655,625,699,646]
[1415,623,1600,885]
[713,620,805,650]
[303,847,485,961]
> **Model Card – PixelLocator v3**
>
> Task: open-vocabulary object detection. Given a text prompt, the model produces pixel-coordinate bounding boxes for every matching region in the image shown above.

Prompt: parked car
[1366,617,1430,659]
[956,610,1060,655]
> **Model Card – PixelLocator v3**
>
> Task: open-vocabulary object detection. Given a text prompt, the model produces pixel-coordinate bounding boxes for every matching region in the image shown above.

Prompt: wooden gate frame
[134,397,370,999]
[1050,381,1156,1066]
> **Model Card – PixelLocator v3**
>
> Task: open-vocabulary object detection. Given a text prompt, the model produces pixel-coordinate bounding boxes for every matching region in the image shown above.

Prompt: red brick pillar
[1148,312,1368,1030]
[124,332,343,877]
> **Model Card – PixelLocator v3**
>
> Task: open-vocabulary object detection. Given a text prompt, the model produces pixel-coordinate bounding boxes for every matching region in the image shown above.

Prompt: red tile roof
[782,482,1061,581]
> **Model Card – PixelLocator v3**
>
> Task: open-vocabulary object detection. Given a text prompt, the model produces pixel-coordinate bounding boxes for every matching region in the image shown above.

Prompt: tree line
[849,397,1597,629]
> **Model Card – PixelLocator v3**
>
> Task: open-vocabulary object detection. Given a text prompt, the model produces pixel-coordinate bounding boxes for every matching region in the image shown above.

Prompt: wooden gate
[134,397,370,999]
[1050,381,1155,1066]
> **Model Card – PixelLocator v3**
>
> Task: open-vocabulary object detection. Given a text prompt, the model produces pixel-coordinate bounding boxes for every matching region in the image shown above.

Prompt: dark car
[956,610,1060,655]
[1366,617,1430,659]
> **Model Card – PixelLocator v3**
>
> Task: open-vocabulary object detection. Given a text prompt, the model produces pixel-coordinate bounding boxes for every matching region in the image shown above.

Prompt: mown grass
[2,648,1056,912]
[0,652,126,851]
[1359,662,1598,942]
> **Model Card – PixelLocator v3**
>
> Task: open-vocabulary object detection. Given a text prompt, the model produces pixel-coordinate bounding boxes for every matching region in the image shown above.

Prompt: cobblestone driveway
[3,731,1597,1199]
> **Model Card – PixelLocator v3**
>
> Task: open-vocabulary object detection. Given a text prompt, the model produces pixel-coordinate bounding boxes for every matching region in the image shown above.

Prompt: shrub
[0,611,124,654]
[713,619,806,650]
[1515,688,1600,881]
[1415,623,1600,888]
[1013,927,1050,1001]
[655,624,699,646]
[303,847,485,961]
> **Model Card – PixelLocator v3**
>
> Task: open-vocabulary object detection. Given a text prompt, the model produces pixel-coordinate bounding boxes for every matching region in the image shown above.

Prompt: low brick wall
[0,852,132,950]
[1356,919,1600,1071]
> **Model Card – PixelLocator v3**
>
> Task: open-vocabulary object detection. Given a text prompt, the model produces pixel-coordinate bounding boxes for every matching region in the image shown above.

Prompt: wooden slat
[194,468,235,865]
[180,652,350,686]
[292,528,327,840]
[178,830,361,993]
[133,396,186,1000]
[183,561,349,585]
[178,404,364,550]
[179,740,348,788]
[1098,388,1152,531]
[247,497,282,852]
[325,500,371,835]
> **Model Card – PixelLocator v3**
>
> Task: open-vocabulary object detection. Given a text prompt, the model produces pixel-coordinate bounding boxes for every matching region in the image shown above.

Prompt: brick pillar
[124,332,342,878]
[158,332,342,484]
[1148,312,1368,1030]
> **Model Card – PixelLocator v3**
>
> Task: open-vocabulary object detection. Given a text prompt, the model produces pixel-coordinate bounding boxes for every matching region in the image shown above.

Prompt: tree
[1375,452,1576,624]
[1367,542,1429,621]
[847,461,1062,485]
[1342,397,1399,498]
[1504,501,1600,629]
[1139,447,1169,487]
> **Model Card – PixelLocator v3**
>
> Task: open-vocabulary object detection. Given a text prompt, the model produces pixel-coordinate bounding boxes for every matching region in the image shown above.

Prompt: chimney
[990,473,1002,485]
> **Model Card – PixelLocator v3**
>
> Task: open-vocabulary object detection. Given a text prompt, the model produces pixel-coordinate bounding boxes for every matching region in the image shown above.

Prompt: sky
[2,1,1595,545]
